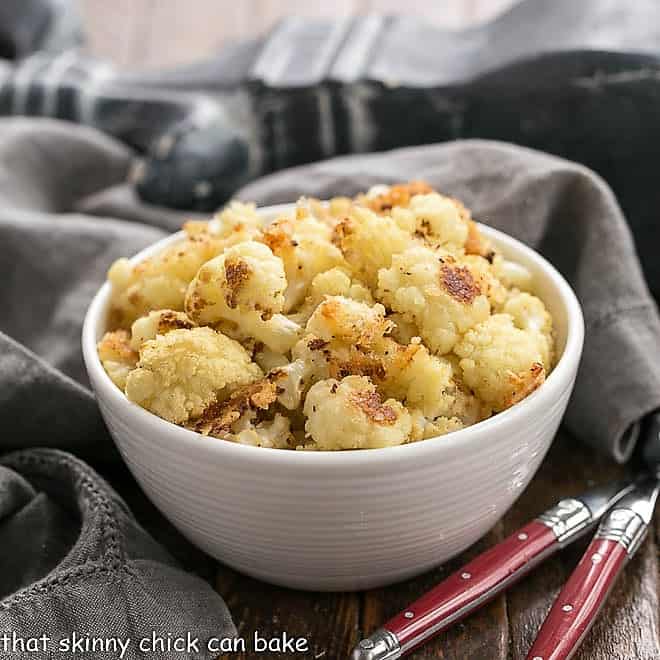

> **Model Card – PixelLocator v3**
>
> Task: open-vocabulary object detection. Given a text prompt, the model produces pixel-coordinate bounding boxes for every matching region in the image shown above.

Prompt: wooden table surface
[82,2,660,657]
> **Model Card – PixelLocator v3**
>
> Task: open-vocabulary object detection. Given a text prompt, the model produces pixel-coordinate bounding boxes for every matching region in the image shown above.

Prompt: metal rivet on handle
[591,553,602,564]
[461,572,471,579]
[562,604,573,612]
[518,533,528,541]
[532,656,543,660]
[404,611,414,619]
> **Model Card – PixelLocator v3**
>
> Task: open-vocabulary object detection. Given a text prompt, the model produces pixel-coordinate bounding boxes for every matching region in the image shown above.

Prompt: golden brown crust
[307,337,329,351]
[329,352,388,382]
[98,329,137,362]
[223,258,251,309]
[440,264,481,304]
[464,218,495,261]
[192,379,278,437]
[503,362,545,409]
[365,181,433,213]
[350,389,398,425]
[262,219,295,254]
[155,310,194,333]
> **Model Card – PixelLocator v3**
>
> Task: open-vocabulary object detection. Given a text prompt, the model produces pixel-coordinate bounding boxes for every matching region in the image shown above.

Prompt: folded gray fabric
[0,118,235,658]
[0,450,235,660]
[239,141,660,462]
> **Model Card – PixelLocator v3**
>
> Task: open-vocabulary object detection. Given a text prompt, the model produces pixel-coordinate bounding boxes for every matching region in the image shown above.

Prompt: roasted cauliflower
[454,314,548,411]
[377,246,490,354]
[125,327,262,424]
[303,376,412,449]
[99,181,556,450]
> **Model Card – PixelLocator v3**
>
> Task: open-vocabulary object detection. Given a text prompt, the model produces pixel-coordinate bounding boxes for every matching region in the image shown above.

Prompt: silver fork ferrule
[351,629,401,660]
[595,508,647,556]
[537,498,593,544]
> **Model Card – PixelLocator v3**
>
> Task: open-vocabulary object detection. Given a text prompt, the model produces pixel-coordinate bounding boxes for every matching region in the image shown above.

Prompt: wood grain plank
[216,566,361,659]
[505,431,660,660]
[361,524,509,660]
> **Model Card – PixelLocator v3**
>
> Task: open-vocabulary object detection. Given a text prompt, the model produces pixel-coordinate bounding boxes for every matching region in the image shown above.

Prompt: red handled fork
[351,478,636,660]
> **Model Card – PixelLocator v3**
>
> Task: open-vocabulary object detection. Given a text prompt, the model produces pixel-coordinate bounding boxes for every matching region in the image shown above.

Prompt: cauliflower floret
[305,296,393,347]
[293,268,374,324]
[454,314,546,411]
[233,414,294,449]
[492,254,534,292]
[462,254,508,309]
[187,241,286,317]
[377,246,490,354]
[125,327,262,424]
[205,201,264,244]
[262,210,346,311]
[333,205,414,287]
[503,291,554,367]
[98,329,138,389]
[107,234,227,329]
[360,181,433,213]
[303,376,412,450]
[383,340,455,419]
[129,309,194,351]
[407,193,469,250]
[409,408,465,441]
[185,246,301,354]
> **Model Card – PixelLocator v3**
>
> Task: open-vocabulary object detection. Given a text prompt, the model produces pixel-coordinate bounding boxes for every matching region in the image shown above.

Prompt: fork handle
[380,520,559,656]
[524,537,628,660]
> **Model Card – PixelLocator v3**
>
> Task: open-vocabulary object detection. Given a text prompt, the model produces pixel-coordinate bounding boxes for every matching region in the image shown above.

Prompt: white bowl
[82,204,584,591]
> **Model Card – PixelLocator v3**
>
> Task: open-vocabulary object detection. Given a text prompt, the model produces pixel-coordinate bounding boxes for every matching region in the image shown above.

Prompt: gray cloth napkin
[0,118,234,659]
[239,141,660,462]
[1,117,659,656]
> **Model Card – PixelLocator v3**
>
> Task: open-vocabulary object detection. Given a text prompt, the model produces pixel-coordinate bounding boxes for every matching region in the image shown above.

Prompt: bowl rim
[82,203,584,467]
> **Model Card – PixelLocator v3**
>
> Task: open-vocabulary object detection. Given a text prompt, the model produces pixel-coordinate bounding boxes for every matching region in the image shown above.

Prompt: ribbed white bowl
[82,205,584,591]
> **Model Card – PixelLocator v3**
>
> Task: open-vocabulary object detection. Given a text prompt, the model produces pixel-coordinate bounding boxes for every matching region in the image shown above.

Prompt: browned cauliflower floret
[261,207,346,311]
[333,205,413,287]
[129,309,194,351]
[98,329,138,389]
[186,241,286,317]
[303,376,412,449]
[185,242,301,354]
[462,254,508,309]
[377,246,490,354]
[125,327,262,424]
[384,340,457,418]
[305,296,393,347]
[360,181,433,213]
[454,314,547,411]
[107,234,227,329]
[406,193,469,250]
[204,201,264,244]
